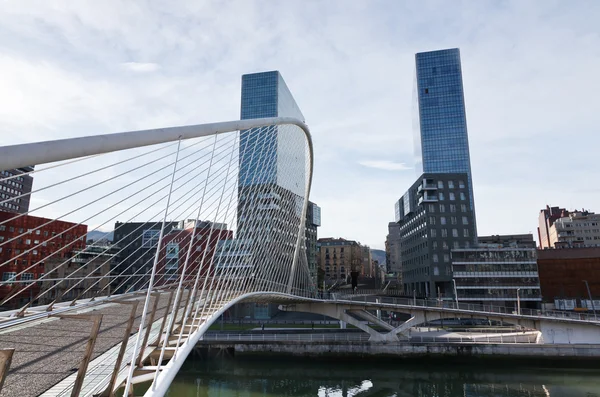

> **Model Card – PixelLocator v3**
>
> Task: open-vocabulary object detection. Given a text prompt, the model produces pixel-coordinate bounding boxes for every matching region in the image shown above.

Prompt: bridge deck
[0,293,173,397]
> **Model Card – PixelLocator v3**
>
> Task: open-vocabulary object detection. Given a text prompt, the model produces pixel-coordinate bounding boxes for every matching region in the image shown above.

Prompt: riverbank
[195,340,600,362]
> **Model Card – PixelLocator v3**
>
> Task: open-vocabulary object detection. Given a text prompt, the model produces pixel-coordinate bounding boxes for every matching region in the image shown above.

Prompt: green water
[166,356,600,397]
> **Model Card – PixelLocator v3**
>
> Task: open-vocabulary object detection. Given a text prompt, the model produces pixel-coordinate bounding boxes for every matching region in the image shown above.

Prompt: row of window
[0,170,25,182]
[430,228,470,238]
[0,202,19,211]
[428,204,468,214]
[429,216,469,225]
[1,272,34,283]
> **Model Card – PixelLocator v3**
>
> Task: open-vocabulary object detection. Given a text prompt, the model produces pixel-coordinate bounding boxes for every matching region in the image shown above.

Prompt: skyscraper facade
[413,48,476,231]
[0,167,34,214]
[237,71,311,317]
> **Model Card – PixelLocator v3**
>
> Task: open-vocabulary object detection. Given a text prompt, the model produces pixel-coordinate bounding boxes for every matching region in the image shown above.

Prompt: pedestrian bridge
[0,118,598,396]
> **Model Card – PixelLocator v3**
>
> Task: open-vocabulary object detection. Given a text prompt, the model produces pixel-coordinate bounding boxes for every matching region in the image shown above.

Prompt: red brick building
[156,221,232,286]
[537,247,600,303]
[0,211,87,307]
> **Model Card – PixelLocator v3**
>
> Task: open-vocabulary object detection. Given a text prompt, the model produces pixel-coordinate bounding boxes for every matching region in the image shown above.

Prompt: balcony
[418,192,438,205]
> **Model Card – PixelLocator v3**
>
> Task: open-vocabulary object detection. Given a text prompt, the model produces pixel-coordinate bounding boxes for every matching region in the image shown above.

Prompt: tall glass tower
[413,48,476,231]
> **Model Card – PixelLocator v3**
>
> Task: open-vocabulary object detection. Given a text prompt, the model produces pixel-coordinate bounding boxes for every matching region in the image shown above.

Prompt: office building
[317,238,363,285]
[413,48,476,232]
[538,205,569,249]
[451,234,541,309]
[237,71,307,319]
[305,201,321,288]
[156,220,233,285]
[396,173,476,298]
[112,221,179,292]
[537,247,600,308]
[0,211,87,307]
[0,167,34,214]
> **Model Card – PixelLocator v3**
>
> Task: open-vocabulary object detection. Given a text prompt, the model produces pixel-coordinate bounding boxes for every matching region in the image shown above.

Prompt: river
[164,355,600,396]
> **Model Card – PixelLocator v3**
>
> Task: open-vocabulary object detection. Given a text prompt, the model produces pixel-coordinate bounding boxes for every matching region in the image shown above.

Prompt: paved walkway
[0,293,175,397]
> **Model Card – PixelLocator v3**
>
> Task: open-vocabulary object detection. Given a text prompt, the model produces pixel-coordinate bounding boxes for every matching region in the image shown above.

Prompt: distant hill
[87,230,114,242]
[371,249,386,265]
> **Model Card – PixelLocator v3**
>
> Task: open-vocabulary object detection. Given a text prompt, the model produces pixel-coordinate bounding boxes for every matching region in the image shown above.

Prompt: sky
[1,0,599,250]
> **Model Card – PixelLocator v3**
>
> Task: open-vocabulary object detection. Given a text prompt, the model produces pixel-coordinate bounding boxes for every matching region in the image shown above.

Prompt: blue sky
[0,0,599,249]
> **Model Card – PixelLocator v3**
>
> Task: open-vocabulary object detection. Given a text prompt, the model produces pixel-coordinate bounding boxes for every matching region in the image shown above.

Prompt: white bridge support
[281,301,600,344]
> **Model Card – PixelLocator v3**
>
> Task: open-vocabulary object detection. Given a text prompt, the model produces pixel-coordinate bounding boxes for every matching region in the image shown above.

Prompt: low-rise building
[41,244,117,304]
[451,234,541,309]
[317,238,363,285]
[537,247,600,308]
[0,211,87,307]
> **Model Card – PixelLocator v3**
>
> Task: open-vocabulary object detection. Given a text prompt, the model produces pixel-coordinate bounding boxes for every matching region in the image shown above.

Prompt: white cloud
[358,160,411,171]
[0,0,599,249]
[121,62,161,72]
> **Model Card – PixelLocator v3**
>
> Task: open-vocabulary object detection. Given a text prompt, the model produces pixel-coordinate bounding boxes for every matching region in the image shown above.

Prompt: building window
[453,241,459,249]
[431,229,437,238]
[460,192,466,201]
[464,229,470,238]
[440,217,446,225]
[433,254,438,263]
[439,192,445,201]
[0,225,4,231]
[462,216,469,225]
[26,239,31,245]
[21,273,34,284]
[429,216,436,225]
[432,241,438,249]
[448,181,454,189]
[452,229,458,237]
[439,204,445,212]
[444,254,450,263]
[449,192,455,201]
[442,241,448,250]
[35,230,40,235]
[441,229,447,237]
[451,216,457,225]
[2,272,16,284]
[450,204,456,213]
[459,180,465,188]
[141,229,160,248]
[437,181,444,189]
[461,204,467,212]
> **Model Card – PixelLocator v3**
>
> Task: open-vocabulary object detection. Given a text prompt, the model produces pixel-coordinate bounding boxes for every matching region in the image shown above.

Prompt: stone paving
[0,294,176,397]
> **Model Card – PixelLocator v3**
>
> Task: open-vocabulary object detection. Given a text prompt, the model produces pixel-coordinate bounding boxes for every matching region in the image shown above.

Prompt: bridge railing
[0,117,316,397]
[330,293,599,322]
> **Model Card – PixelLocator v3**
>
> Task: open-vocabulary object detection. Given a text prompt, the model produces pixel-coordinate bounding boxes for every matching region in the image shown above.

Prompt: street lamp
[583,280,597,320]
[516,288,521,316]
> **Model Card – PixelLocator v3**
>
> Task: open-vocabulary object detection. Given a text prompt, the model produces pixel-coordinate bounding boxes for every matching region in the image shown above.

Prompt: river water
[166,356,600,397]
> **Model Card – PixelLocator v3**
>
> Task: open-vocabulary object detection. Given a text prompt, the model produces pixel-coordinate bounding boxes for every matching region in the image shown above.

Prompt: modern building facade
[112,221,179,293]
[396,173,476,298]
[537,247,600,306]
[237,71,307,319]
[305,201,321,288]
[0,167,34,214]
[413,48,476,232]
[451,234,541,309]
[0,211,87,307]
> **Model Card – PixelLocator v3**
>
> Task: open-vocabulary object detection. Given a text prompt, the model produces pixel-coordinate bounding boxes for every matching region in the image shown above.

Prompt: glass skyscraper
[240,71,305,196]
[413,48,476,231]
